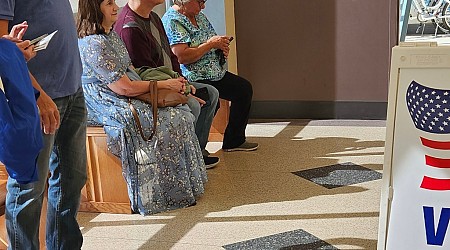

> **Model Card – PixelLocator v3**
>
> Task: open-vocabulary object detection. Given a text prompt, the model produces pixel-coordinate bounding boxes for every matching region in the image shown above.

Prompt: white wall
[202,0,226,35]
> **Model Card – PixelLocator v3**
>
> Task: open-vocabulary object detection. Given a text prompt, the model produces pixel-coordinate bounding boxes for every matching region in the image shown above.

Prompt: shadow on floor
[78,120,385,249]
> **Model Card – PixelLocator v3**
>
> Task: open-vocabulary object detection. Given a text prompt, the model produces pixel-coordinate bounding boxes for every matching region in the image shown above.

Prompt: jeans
[199,71,253,149]
[187,82,219,150]
[6,88,87,250]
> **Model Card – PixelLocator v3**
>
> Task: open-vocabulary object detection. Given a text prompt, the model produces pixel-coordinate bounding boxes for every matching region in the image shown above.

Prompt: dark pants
[199,71,253,149]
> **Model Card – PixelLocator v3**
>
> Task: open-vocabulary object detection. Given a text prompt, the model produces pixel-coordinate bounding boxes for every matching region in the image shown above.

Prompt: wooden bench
[80,127,131,214]
[80,99,229,214]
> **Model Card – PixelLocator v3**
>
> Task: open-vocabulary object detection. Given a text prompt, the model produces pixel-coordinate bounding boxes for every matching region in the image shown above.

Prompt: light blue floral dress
[78,31,207,215]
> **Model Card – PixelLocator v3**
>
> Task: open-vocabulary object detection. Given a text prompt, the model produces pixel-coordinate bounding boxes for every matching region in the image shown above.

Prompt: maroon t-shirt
[114,4,182,75]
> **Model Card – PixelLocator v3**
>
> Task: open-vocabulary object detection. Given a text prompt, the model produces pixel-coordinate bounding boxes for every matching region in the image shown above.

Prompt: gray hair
[173,0,191,5]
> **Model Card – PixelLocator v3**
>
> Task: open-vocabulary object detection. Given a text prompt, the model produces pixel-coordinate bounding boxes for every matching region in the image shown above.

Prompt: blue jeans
[6,88,87,250]
[187,82,219,150]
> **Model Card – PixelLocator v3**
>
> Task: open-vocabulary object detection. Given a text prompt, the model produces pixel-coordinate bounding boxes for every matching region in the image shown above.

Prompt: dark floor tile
[222,229,338,250]
[292,162,382,189]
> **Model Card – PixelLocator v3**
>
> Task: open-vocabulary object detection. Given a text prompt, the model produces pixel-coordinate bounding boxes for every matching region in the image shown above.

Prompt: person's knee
[232,78,253,102]
[239,78,253,101]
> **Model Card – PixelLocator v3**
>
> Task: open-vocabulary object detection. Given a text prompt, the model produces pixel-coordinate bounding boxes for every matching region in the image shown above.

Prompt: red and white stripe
[420,137,450,190]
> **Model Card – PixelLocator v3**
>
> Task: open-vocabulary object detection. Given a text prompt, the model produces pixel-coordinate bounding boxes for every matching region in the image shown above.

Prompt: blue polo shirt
[0,39,42,184]
[0,0,82,99]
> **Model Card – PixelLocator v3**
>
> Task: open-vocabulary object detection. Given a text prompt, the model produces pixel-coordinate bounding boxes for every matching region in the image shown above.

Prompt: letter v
[423,206,450,246]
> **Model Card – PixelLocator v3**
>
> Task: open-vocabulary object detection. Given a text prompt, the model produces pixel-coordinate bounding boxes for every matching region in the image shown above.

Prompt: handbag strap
[128,80,158,141]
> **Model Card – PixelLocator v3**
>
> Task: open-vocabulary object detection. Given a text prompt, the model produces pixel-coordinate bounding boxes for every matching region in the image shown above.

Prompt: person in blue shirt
[0,0,88,249]
[0,39,42,184]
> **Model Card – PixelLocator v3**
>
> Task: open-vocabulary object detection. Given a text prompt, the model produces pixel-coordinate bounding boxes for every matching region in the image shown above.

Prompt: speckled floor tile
[222,229,338,250]
[293,162,383,189]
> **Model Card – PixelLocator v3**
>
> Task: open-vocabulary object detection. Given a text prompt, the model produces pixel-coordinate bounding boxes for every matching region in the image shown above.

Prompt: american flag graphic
[406,80,450,191]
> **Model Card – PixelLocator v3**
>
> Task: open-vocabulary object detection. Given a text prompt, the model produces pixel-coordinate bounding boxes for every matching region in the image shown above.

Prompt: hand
[16,40,36,61]
[188,94,206,107]
[1,34,21,43]
[9,21,28,40]
[2,35,36,61]
[218,37,230,52]
[36,91,60,134]
[207,35,230,50]
[159,77,187,94]
[222,46,230,58]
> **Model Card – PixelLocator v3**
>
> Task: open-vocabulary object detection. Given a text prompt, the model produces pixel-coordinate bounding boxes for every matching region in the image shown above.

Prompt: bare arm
[107,75,188,97]
[171,35,230,64]
[29,74,60,134]
[171,42,213,65]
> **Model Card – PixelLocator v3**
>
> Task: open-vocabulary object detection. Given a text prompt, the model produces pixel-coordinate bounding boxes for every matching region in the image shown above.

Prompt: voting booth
[379,42,450,249]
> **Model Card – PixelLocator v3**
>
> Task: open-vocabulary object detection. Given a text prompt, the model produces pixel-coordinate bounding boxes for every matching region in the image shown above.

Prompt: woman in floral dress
[76,0,207,215]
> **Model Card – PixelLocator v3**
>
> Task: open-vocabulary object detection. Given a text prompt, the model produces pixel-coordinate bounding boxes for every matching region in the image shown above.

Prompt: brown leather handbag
[134,80,188,108]
[128,80,188,141]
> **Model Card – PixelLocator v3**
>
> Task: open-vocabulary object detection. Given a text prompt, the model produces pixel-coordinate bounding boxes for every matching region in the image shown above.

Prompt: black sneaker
[204,156,220,169]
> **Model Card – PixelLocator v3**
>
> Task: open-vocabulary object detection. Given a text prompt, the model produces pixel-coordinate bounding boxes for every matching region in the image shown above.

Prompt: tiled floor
[78,120,386,250]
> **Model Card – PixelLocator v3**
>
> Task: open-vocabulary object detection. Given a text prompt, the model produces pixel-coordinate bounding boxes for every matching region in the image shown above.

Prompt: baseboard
[249,101,387,120]
[79,201,132,214]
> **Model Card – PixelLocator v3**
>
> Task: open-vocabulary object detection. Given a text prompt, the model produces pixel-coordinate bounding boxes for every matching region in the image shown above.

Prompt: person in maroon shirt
[115,0,220,168]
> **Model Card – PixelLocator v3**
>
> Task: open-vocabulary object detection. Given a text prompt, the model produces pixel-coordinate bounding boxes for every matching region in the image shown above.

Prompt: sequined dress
[78,31,207,215]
